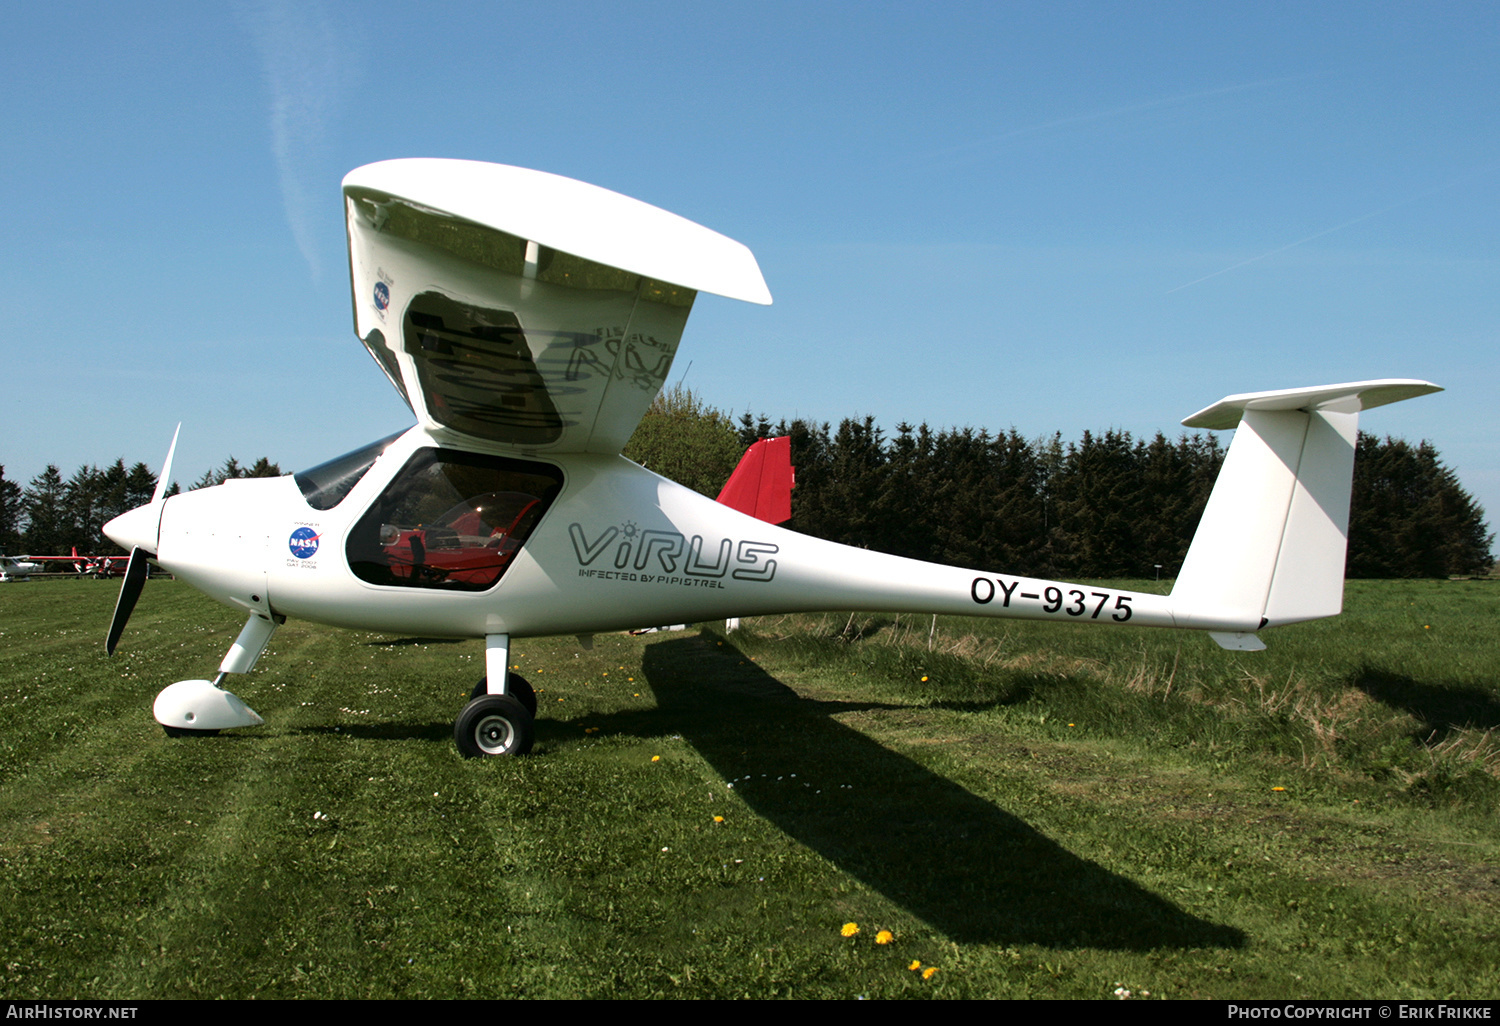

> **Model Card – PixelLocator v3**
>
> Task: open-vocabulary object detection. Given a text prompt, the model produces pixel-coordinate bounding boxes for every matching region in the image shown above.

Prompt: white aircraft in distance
[102,158,1441,757]
[1,555,43,582]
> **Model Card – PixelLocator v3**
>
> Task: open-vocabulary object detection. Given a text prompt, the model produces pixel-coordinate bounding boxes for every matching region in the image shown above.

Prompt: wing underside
[343,160,770,455]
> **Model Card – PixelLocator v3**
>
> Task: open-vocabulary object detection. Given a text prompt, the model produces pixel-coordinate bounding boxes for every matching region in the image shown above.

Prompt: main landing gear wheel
[454,693,534,758]
[471,674,537,717]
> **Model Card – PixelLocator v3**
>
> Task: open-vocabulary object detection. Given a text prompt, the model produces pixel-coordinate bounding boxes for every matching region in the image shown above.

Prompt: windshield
[294,430,408,510]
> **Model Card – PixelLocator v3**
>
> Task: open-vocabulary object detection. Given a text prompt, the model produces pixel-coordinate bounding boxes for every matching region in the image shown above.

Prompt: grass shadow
[1352,665,1500,739]
[291,719,646,748]
[293,722,455,742]
[639,631,1244,950]
[364,637,469,647]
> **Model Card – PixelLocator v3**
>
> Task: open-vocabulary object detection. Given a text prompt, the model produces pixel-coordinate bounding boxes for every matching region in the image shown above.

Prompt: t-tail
[1167,379,1440,650]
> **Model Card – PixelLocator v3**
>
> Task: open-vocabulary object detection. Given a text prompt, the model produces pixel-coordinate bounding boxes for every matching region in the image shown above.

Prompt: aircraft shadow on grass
[286,631,1243,949]
[1351,666,1500,740]
[634,632,1245,951]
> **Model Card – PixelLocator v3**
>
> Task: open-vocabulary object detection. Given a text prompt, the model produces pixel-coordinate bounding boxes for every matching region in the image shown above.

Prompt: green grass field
[1,577,1496,999]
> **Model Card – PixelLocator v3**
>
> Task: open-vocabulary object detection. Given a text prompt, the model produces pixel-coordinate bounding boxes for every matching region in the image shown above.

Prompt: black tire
[454,693,534,758]
[471,673,537,718]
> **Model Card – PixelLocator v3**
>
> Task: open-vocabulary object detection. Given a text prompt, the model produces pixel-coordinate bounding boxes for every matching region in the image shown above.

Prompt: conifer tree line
[626,387,1494,580]
[0,457,282,556]
[5,392,1491,579]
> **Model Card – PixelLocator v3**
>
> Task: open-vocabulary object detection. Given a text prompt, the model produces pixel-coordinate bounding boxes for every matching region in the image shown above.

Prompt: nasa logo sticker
[289,527,320,560]
[373,281,390,311]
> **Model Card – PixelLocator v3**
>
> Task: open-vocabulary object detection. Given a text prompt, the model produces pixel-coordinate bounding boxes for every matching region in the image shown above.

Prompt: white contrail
[915,73,1319,167]
[1165,207,1394,294]
[1167,161,1500,294]
[240,0,350,282]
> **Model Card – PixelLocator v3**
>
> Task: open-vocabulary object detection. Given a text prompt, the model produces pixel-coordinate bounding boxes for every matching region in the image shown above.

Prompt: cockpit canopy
[344,446,564,591]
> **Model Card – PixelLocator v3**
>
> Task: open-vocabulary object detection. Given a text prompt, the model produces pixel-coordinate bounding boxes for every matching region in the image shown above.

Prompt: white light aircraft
[102,158,1440,757]
[1,555,43,582]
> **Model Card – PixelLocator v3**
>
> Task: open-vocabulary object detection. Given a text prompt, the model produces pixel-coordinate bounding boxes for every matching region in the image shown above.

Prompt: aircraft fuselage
[127,425,1199,643]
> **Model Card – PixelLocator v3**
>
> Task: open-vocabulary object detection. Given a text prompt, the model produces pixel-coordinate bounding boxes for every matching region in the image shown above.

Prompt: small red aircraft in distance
[78,553,131,578]
[8,548,132,579]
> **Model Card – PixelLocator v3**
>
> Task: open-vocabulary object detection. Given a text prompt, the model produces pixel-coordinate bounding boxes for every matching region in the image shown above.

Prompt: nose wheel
[454,693,534,757]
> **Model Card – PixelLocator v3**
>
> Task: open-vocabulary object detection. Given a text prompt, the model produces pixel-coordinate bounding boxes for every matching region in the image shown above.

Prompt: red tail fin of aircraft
[716,436,794,525]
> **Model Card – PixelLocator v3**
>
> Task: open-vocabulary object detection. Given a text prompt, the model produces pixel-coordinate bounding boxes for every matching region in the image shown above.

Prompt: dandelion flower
[922,966,939,980]
[920,675,928,682]
[652,755,661,762]
[713,815,724,823]
[875,930,893,945]
[1272,786,1286,792]
[841,922,859,938]
[908,960,922,971]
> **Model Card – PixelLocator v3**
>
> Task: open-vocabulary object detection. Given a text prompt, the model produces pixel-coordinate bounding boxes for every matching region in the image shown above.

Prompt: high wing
[343,159,772,455]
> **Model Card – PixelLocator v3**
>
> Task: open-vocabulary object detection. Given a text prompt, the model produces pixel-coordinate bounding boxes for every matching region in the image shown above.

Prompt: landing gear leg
[453,633,535,757]
[154,612,279,736]
[470,674,536,716]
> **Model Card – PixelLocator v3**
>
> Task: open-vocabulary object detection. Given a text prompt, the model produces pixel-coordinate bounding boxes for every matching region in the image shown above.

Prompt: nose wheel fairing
[153,679,265,733]
[153,613,277,736]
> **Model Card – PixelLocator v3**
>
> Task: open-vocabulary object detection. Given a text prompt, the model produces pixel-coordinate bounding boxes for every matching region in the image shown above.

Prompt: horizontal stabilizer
[1182,379,1441,430]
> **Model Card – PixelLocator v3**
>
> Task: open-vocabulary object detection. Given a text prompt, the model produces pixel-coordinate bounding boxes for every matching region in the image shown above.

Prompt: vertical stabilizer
[1170,379,1440,642]
[1262,410,1360,626]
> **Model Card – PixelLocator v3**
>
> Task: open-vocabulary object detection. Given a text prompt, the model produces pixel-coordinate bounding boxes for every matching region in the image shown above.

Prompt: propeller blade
[105,427,179,654]
[151,423,181,504]
[105,547,150,656]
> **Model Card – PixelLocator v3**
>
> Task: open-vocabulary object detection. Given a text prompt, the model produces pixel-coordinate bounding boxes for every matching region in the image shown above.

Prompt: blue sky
[5,2,1498,530]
